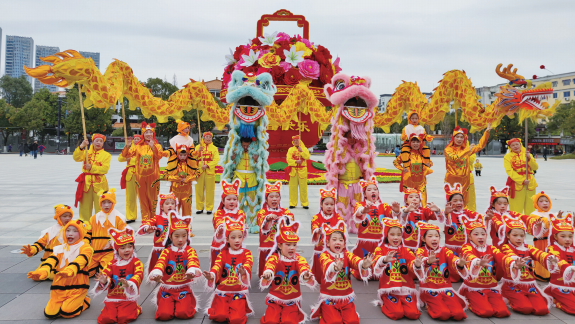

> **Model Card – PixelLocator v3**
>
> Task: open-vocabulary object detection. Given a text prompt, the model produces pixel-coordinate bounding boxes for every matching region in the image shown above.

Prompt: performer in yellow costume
[399,111,433,169]
[231,137,259,221]
[73,133,111,222]
[393,135,432,206]
[169,119,194,149]
[122,122,168,221]
[504,138,538,214]
[444,125,491,211]
[195,132,219,214]
[28,219,93,319]
[167,144,197,216]
[286,135,310,209]
[119,135,141,223]
[467,153,477,211]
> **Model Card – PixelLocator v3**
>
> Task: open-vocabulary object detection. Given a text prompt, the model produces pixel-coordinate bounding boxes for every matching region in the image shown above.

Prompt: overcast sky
[1,0,573,96]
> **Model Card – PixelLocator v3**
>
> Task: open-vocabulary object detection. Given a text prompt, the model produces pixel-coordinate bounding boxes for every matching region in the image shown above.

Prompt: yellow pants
[509,186,536,215]
[79,189,101,222]
[87,251,114,277]
[136,174,160,221]
[125,177,138,221]
[45,289,90,319]
[289,176,309,207]
[174,187,193,217]
[466,183,477,212]
[195,173,216,212]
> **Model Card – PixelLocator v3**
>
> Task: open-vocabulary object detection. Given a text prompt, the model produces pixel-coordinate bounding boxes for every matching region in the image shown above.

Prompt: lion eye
[260,81,269,90]
[335,80,346,91]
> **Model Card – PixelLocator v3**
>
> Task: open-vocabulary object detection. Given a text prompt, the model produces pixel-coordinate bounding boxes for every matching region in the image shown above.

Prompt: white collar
[278,253,297,261]
[224,207,240,214]
[326,249,345,258]
[267,206,280,212]
[40,223,63,243]
[170,244,187,252]
[471,241,487,252]
[385,244,400,250]
[320,211,335,220]
[53,239,84,270]
[425,245,443,254]
[96,209,126,226]
[228,247,244,255]
[510,243,528,251]
[554,242,574,253]
[531,210,551,218]
[114,253,137,266]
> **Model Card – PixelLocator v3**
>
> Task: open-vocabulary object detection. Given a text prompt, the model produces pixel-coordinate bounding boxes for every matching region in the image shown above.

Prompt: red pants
[420,290,467,320]
[448,247,462,283]
[464,289,510,318]
[259,249,271,277]
[547,286,575,315]
[97,301,141,324]
[312,252,323,285]
[351,240,378,280]
[317,300,359,324]
[208,293,250,324]
[380,294,420,320]
[501,282,548,315]
[155,287,197,320]
[261,299,304,324]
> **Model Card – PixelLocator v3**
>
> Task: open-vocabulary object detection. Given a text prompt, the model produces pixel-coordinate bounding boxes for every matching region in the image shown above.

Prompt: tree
[145,77,179,100]
[7,98,48,142]
[547,102,575,135]
[0,100,14,148]
[0,75,33,108]
[32,88,59,143]
[489,115,536,144]
[63,86,113,144]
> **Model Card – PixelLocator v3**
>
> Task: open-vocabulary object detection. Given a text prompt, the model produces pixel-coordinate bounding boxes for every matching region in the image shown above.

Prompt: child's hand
[383,251,397,263]
[150,274,162,283]
[146,226,157,234]
[118,278,128,287]
[20,244,33,257]
[484,209,494,222]
[548,255,559,266]
[363,253,374,269]
[557,210,564,218]
[59,267,75,277]
[262,272,273,281]
[266,214,278,222]
[302,271,314,283]
[427,202,439,212]
[238,264,247,276]
[404,203,416,213]
[216,226,224,237]
[186,272,196,280]
[203,271,214,282]
[391,201,400,213]
[444,202,453,215]
[479,255,493,267]
[27,269,48,281]
[427,251,438,265]
[334,256,344,273]
[457,257,470,268]
[515,257,531,270]
[414,255,424,268]
[103,240,113,250]
[95,272,108,285]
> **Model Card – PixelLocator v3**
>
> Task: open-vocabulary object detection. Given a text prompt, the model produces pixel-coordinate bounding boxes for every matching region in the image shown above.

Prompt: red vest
[266,253,308,301]
[213,247,253,293]
[415,246,459,290]
[155,246,200,286]
[102,257,143,301]
[318,251,361,298]
[355,202,393,241]
[444,210,477,248]
[375,245,416,290]
[258,207,293,249]
[402,207,437,249]
[461,244,508,289]
[548,244,575,288]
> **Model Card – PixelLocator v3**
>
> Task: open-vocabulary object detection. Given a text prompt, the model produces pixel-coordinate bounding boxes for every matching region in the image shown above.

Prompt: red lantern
[533,75,538,79]
[540,65,545,69]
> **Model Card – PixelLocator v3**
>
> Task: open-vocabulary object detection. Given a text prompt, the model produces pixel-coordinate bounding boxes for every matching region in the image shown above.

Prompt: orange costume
[121,122,168,221]
[528,191,557,281]
[393,133,433,206]
[399,110,433,169]
[166,144,198,216]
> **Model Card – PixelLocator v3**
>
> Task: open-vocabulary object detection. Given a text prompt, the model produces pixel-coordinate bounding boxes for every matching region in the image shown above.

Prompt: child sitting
[414,221,468,321]
[352,176,400,279]
[474,159,482,176]
[204,217,254,324]
[311,188,344,284]
[398,188,443,251]
[372,218,421,320]
[211,179,247,269]
[28,220,93,319]
[400,111,433,169]
[92,227,143,324]
[21,204,75,281]
[137,193,177,276]
[86,189,127,277]
[148,212,201,321]
[256,181,295,276]
[310,220,374,324]
[260,218,316,324]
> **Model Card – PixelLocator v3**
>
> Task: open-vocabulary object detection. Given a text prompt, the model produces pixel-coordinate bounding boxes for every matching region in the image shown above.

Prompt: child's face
[133,137,141,145]
[267,192,280,208]
[59,212,73,226]
[555,231,573,248]
[321,198,335,215]
[507,228,525,246]
[162,199,177,213]
[101,200,113,213]
[410,113,419,124]
[227,230,244,250]
[365,185,379,203]
[406,194,420,206]
[65,226,80,244]
[118,243,134,260]
[178,152,187,161]
[171,229,188,248]
[470,228,487,247]
[493,198,509,213]
[327,232,345,254]
[204,135,213,144]
[453,134,465,146]
[241,141,250,152]
[449,195,464,211]
[224,195,238,210]
[537,196,550,212]
[279,242,297,259]
[182,127,190,134]
[387,227,402,247]
[423,230,440,250]
[410,138,421,150]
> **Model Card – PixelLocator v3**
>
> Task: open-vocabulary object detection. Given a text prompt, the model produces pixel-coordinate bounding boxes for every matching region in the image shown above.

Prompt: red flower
[540,65,545,69]
[276,44,291,60]
[284,68,302,85]
[257,67,270,75]
[233,45,245,61]
[222,64,234,86]
[270,66,285,85]
[251,37,262,46]
[533,75,538,79]
[242,66,258,75]
[319,63,334,86]
[314,45,332,65]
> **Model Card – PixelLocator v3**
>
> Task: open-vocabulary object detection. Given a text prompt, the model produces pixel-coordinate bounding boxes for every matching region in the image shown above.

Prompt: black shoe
[303,206,309,209]
[196,210,204,214]
[126,220,136,224]
[207,211,212,215]
[289,206,295,209]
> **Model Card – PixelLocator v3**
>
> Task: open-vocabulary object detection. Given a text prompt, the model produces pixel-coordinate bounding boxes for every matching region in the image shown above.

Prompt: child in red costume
[458,214,522,318]
[414,221,469,320]
[311,188,344,284]
[310,220,374,324]
[148,213,201,321]
[260,218,317,324]
[544,213,575,314]
[204,217,254,324]
[137,193,177,276]
[496,212,559,315]
[92,227,144,324]
[257,181,295,277]
[372,218,421,320]
[211,179,248,269]
[351,176,400,280]
[398,188,443,250]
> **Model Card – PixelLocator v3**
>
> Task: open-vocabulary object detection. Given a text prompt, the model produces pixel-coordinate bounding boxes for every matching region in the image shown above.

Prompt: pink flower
[297,59,320,79]
[258,49,269,58]
[277,32,291,42]
[234,59,244,70]
[279,61,291,72]
[333,57,342,73]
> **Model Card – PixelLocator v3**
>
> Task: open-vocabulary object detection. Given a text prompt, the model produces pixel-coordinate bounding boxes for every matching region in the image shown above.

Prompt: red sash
[74,173,96,207]
[120,165,135,189]
[506,171,526,199]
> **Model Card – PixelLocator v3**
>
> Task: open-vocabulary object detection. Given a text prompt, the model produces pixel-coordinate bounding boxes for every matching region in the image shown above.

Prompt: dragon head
[494,63,553,114]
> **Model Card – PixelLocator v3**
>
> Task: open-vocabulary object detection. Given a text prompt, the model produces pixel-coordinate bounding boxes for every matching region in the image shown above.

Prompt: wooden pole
[196,108,203,167]
[120,99,128,143]
[525,119,529,181]
[78,85,88,163]
[454,108,458,128]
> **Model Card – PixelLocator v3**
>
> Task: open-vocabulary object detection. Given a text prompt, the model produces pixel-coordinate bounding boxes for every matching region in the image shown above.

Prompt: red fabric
[350,239,378,280]
[506,177,516,199]
[312,253,323,285]
[208,294,248,324]
[318,300,359,324]
[501,282,549,315]
[211,247,220,270]
[420,290,467,320]
[259,249,268,278]
[120,166,134,190]
[97,301,141,324]
[155,286,197,320]
[380,294,420,320]
[284,166,291,177]
[261,299,304,324]
[547,286,575,315]
[448,246,462,283]
[464,289,509,318]
[101,257,141,301]
[148,249,161,275]
[74,173,88,207]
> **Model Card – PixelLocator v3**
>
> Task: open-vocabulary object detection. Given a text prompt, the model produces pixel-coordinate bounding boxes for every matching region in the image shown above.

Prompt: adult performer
[505,138,539,214]
[444,125,491,211]
[194,132,219,215]
[73,133,111,221]
[286,135,310,209]
[119,135,141,223]
[122,122,168,221]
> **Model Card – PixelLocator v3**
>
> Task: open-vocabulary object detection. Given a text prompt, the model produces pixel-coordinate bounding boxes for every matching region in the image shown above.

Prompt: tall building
[5,35,34,84]
[34,45,60,92]
[79,51,100,69]
[0,27,3,75]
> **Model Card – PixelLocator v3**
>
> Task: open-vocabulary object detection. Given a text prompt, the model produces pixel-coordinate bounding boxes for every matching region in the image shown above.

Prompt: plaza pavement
[0,153,573,323]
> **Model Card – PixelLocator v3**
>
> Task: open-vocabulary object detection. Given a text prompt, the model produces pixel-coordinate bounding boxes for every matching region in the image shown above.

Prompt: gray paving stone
[0,293,51,320]
[2,256,44,273]
[550,307,575,320]
[0,294,19,309]
[0,258,27,272]
[0,273,41,293]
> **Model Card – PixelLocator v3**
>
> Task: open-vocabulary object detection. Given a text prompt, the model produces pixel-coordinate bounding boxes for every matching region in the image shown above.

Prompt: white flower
[258,31,280,46]
[224,48,236,66]
[284,45,305,67]
[240,49,260,67]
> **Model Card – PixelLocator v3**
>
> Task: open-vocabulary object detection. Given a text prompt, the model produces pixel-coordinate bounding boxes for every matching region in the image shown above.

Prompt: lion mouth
[238,96,261,107]
[344,97,367,108]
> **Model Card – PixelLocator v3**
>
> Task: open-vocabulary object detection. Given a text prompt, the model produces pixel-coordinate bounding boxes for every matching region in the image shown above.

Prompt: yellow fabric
[169,163,193,216]
[118,147,136,182]
[393,153,431,206]
[124,177,138,221]
[339,160,362,186]
[504,149,539,192]
[400,127,434,142]
[29,231,63,281]
[79,189,101,222]
[86,213,126,276]
[286,143,310,178]
[509,186,537,215]
[195,173,216,211]
[72,146,111,193]
[234,152,257,188]
[467,183,477,212]
[474,162,483,170]
[195,142,220,176]
[289,175,309,207]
